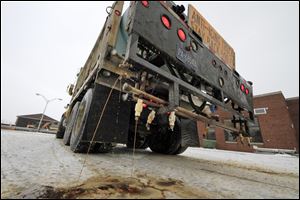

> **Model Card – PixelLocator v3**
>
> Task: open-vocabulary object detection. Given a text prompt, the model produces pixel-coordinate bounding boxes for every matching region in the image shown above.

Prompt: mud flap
[180,119,200,147]
[84,84,132,144]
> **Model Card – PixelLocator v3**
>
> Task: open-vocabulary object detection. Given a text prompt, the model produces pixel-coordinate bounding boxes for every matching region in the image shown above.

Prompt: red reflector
[177,28,186,42]
[114,10,121,16]
[240,84,245,92]
[141,1,149,7]
[245,88,249,95]
[143,103,147,108]
[161,15,171,29]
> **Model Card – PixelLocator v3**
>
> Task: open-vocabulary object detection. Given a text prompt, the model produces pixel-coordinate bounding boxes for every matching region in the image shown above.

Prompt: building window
[206,128,216,140]
[224,119,238,142]
[247,118,263,143]
[224,118,263,143]
[224,129,236,142]
[254,108,267,115]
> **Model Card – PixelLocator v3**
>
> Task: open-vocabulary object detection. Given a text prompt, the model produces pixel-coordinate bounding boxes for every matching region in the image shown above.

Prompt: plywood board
[188,4,235,70]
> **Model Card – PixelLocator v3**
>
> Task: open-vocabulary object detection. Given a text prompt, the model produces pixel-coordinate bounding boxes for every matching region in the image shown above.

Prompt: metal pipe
[123,83,167,104]
[37,101,49,131]
[123,83,241,133]
[132,96,192,119]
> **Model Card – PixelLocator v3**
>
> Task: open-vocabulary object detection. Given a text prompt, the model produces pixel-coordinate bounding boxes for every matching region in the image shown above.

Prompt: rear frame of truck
[56,1,255,155]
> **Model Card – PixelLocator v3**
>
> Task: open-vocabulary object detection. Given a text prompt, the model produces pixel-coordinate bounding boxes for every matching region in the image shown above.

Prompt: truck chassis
[56,1,254,155]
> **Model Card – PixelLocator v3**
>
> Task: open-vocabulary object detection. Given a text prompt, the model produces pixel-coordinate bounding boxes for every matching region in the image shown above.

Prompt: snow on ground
[1,129,299,199]
[181,147,299,175]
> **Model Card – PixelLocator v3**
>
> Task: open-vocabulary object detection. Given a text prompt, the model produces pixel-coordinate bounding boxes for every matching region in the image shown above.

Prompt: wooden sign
[188,4,235,70]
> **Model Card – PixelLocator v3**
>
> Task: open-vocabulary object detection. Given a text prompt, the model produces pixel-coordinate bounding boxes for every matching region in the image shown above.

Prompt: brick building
[286,97,299,151]
[198,91,299,152]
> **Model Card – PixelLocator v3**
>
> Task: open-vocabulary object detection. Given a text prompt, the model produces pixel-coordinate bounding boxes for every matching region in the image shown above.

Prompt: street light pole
[37,100,49,132]
[36,93,62,132]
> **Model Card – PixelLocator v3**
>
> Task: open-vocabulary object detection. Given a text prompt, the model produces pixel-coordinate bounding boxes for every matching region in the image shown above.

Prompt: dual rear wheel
[57,88,112,153]
[126,113,187,155]
[148,115,187,155]
[56,114,66,139]
[57,88,187,155]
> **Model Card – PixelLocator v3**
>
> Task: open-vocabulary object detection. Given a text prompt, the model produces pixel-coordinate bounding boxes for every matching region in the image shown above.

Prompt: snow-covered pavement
[1,129,299,198]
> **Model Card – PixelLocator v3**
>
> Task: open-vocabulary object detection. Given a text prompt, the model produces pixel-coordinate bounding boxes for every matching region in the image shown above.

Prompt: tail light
[177,28,186,42]
[161,15,171,29]
[245,88,249,95]
[141,1,149,8]
[240,84,245,92]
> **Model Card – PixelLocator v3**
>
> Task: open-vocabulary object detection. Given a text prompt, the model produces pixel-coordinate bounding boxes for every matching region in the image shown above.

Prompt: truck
[56,1,254,155]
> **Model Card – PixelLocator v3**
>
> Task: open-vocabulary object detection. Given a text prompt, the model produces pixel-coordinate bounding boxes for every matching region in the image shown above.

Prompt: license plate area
[176,45,197,73]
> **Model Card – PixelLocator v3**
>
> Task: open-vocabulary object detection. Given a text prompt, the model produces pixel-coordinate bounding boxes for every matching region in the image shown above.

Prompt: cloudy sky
[1,1,299,123]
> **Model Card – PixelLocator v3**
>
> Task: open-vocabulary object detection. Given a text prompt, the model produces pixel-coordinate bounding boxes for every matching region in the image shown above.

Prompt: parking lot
[1,129,299,199]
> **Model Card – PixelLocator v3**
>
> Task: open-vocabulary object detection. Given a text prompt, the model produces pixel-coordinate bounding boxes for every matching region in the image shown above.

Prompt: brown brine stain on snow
[36,174,215,199]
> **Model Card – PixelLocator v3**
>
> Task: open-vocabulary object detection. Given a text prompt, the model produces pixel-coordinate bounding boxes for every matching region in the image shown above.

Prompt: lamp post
[36,93,62,132]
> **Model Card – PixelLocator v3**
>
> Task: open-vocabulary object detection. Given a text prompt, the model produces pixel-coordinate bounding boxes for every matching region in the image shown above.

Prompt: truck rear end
[57,1,254,155]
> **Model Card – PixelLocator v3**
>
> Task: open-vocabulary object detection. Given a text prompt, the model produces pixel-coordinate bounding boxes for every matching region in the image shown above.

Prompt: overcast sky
[1,1,299,123]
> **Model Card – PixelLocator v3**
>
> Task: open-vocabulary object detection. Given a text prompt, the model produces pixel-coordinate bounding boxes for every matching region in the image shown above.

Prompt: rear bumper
[122,1,253,117]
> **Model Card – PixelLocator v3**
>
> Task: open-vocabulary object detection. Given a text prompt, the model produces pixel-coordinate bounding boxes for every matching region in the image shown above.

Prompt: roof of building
[254,91,283,98]
[16,114,58,122]
[254,91,299,101]
[286,96,299,101]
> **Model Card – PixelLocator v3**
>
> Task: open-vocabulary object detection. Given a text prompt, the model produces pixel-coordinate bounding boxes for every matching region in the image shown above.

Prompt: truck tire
[148,115,182,155]
[92,143,113,153]
[70,89,93,153]
[172,145,188,155]
[56,114,66,139]
[63,101,80,146]
[126,134,148,149]
[126,127,149,149]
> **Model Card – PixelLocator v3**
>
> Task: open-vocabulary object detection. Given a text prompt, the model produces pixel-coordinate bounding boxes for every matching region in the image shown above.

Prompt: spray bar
[122,83,242,134]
